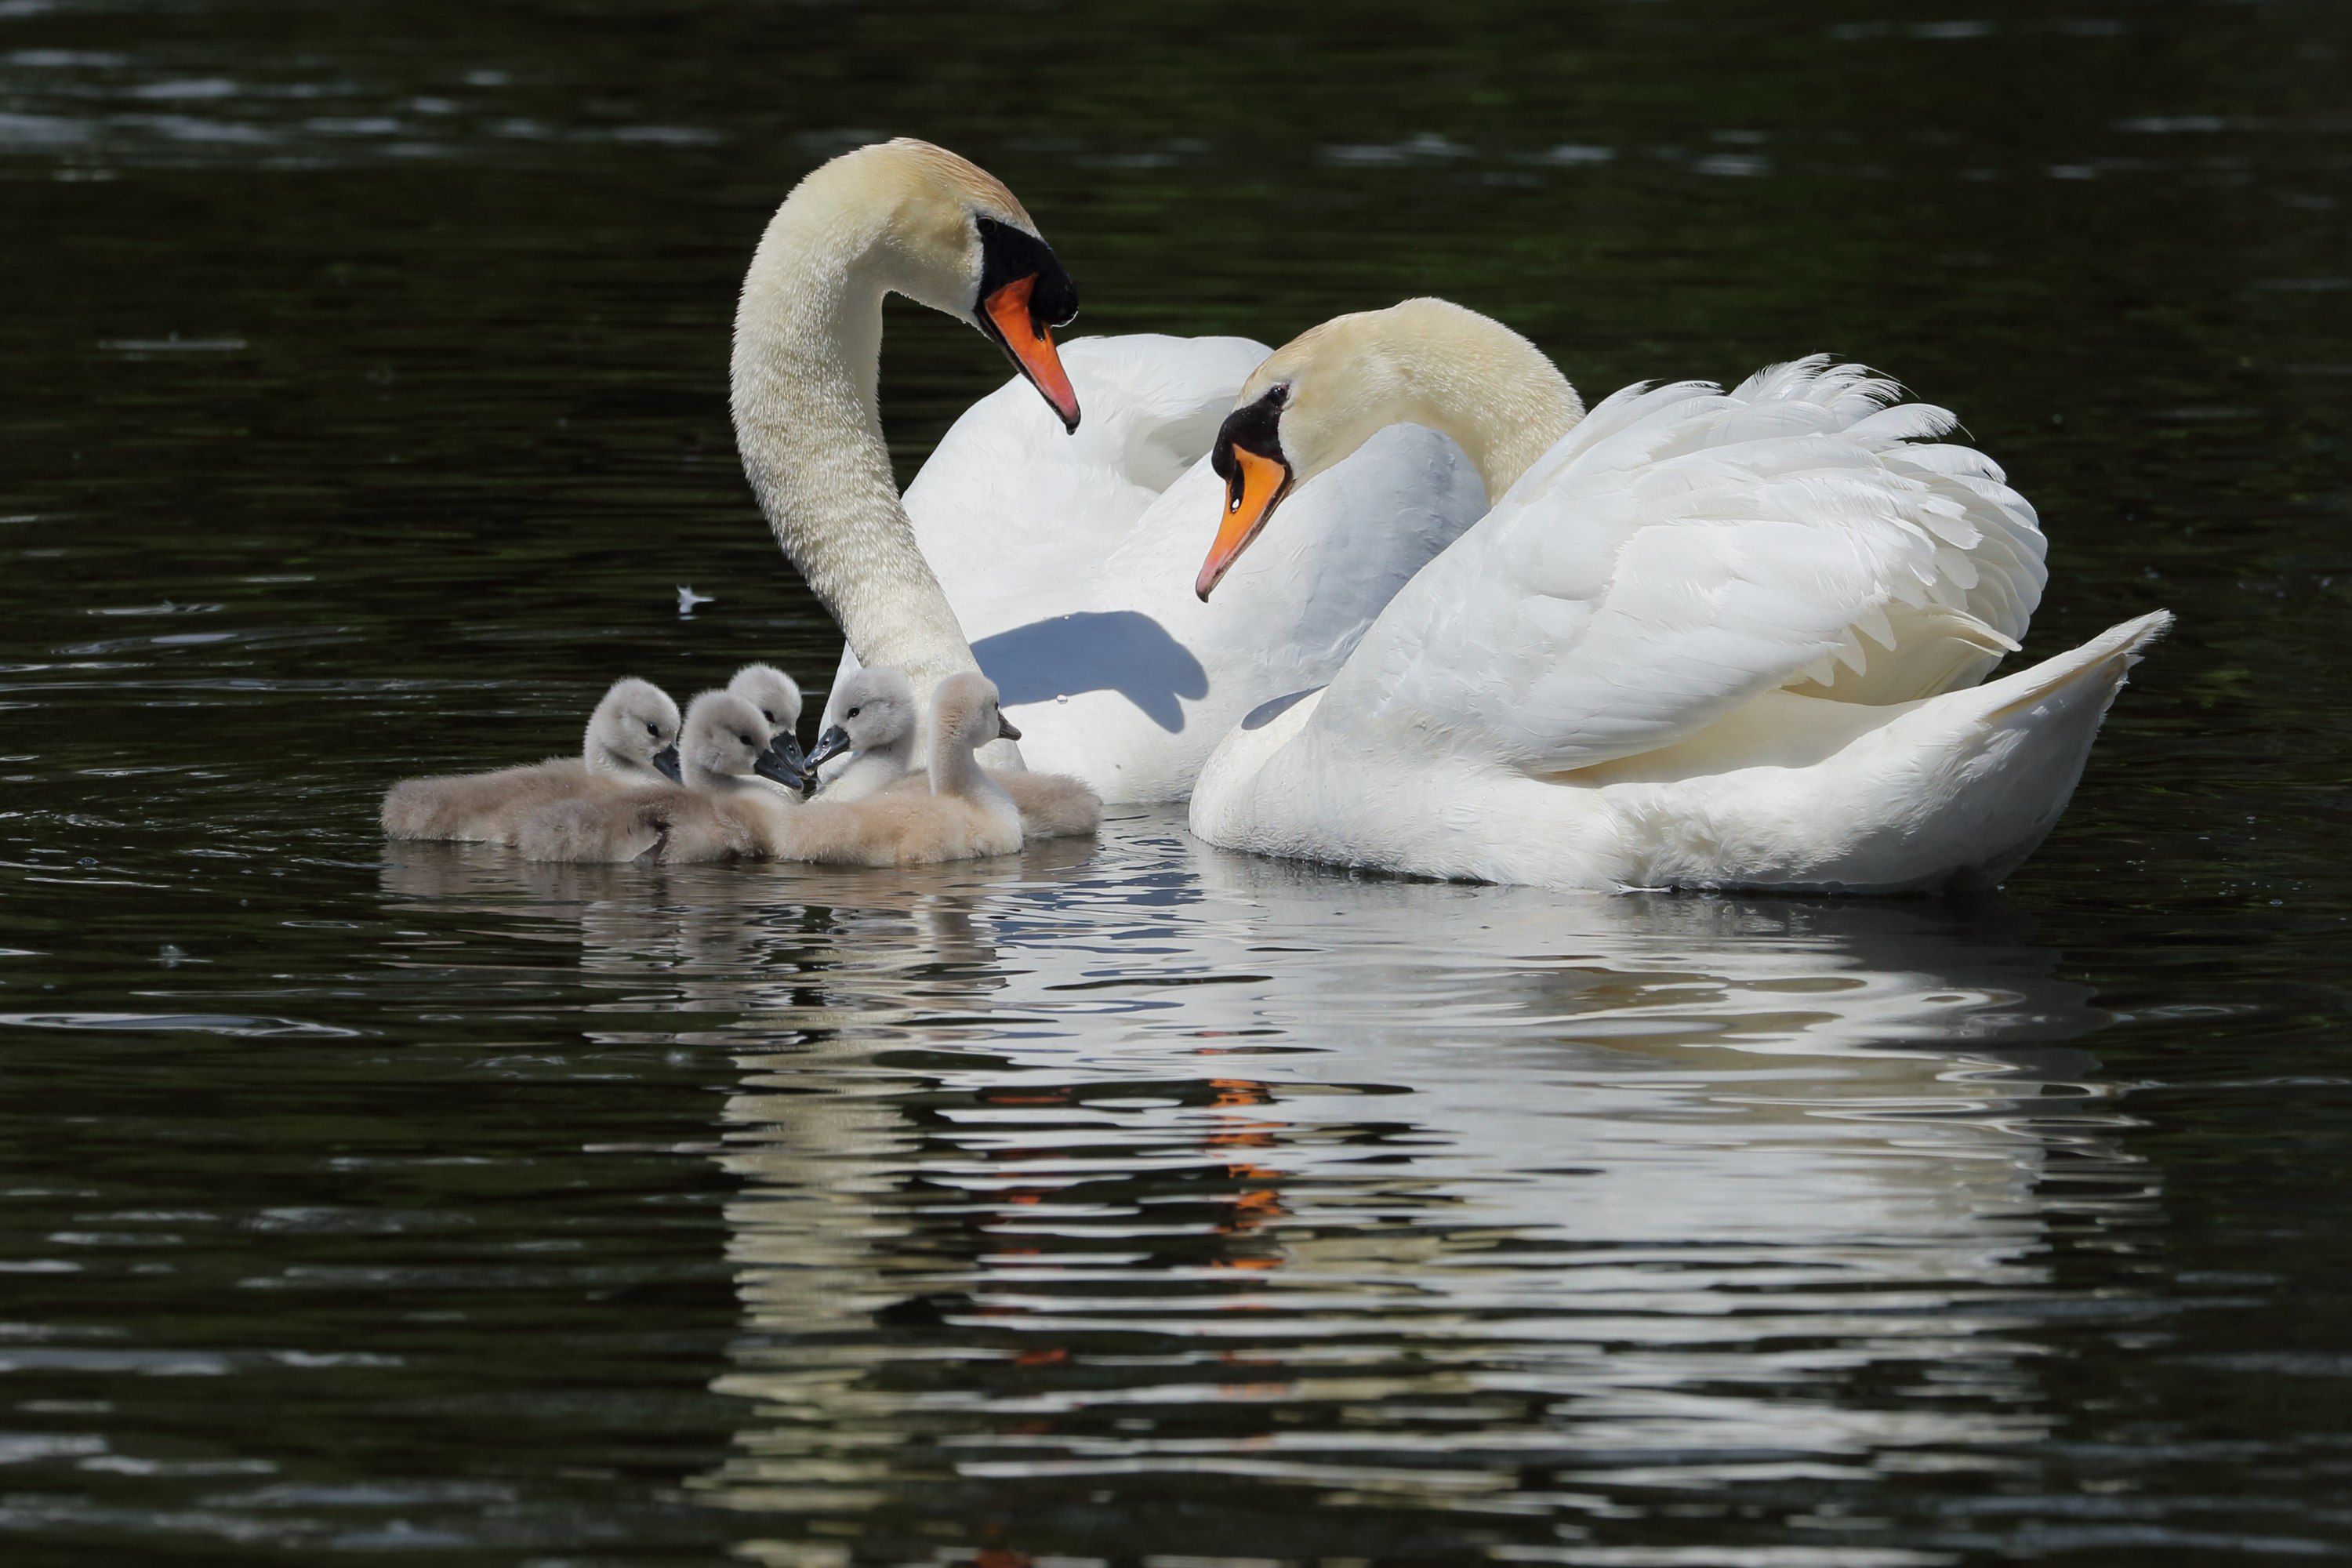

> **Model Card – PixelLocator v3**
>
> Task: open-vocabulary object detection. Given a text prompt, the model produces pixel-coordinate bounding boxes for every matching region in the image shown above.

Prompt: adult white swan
[731,140,1485,802]
[1186,299,2170,892]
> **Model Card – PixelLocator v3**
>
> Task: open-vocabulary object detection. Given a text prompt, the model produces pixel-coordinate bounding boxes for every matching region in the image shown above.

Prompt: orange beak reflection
[1196,445,1293,601]
[982,275,1081,433]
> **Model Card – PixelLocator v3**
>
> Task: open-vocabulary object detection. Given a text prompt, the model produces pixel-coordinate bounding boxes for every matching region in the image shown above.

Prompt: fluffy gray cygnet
[380,677,682,844]
[727,662,808,784]
[806,667,1100,840]
[780,673,1028,866]
[515,690,801,864]
[802,667,921,803]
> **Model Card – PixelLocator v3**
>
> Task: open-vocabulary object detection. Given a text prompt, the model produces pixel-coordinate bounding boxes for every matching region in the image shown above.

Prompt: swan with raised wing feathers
[380,677,682,844]
[1189,299,2169,892]
[732,140,1485,803]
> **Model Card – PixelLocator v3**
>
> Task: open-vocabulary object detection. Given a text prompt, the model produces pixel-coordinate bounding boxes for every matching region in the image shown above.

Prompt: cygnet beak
[757,733,808,790]
[651,744,684,784]
[996,713,1022,742]
[803,724,854,773]
[752,743,804,790]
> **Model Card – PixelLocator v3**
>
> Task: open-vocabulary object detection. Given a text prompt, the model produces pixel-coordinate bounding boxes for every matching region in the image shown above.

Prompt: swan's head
[1196,299,1574,599]
[586,677,684,783]
[931,671,1022,753]
[682,690,804,794]
[727,662,808,788]
[836,139,1083,432]
[802,666,916,774]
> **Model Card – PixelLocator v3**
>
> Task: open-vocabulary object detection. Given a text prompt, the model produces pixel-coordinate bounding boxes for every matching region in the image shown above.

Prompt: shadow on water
[375,811,2151,1563]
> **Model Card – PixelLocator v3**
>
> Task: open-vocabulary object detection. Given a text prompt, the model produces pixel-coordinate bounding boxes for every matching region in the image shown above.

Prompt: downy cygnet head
[681,690,804,795]
[727,662,808,789]
[802,666,917,774]
[930,671,1022,754]
[1196,297,1580,600]
[586,677,684,783]
[786,139,1083,431]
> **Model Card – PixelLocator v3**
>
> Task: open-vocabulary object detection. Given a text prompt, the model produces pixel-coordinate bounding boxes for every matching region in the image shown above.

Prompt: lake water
[4,1,2350,1563]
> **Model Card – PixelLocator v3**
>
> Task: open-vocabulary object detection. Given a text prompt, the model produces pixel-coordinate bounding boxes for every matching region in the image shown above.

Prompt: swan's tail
[1969,609,2172,725]
[1878,608,2172,889]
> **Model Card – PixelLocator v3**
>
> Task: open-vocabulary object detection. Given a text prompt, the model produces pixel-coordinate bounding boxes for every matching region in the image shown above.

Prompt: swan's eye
[645,722,658,736]
[845,706,862,719]
[738,732,754,747]
[762,710,778,724]
[1268,383,1290,407]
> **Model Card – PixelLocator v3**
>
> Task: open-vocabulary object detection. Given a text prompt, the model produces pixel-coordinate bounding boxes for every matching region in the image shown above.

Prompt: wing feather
[1315,359,2052,769]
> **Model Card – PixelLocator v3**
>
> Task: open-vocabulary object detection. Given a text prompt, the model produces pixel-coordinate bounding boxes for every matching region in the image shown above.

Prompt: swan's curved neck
[731,180,978,696]
[1330,300,1585,501]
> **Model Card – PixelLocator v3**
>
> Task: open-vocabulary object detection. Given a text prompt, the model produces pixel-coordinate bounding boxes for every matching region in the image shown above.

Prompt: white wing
[902,332,1270,596]
[1317,358,2050,772]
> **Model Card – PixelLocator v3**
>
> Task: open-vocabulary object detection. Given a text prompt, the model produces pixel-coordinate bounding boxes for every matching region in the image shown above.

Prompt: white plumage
[1188,316,2166,894]
[822,332,1487,801]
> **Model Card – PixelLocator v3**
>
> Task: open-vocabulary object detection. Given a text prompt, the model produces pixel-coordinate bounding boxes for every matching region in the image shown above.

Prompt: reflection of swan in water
[376,819,2147,1551]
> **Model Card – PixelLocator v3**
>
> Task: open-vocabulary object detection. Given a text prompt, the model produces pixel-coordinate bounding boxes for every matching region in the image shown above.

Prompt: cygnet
[806,666,1101,840]
[779,673,1025,866]
[727,662,809,788]
[381,677,682,844]
[515,690,801,863]
[802,667,921,802]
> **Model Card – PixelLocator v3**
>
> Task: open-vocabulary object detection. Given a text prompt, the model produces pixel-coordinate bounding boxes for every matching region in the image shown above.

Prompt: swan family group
[387,137,2169,891]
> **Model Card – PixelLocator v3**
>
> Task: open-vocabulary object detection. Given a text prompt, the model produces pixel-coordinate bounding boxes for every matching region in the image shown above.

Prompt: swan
[515,690,800,864]
[726,662,809,784]
[731,139,1485,802]
[780,673,1027,866]
[808,666,1101,839]
[1185,299,2171,893]
[381,676,682,844]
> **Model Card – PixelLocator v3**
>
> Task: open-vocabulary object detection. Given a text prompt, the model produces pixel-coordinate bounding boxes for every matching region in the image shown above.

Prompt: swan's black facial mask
[1199,387,1294,601]
[975,216,1082,433]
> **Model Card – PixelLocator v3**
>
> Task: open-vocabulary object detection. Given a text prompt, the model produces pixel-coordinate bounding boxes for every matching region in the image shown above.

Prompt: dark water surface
[5,2,2351,1563]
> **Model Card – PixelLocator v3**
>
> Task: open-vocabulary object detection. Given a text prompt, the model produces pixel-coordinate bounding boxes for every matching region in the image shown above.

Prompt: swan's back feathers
[1323,359,2052,771]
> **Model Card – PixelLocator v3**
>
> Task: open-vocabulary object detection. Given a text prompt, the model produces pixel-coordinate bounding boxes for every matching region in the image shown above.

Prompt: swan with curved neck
[1180,299,2170,892]
[1200,299,1581,598]
[731,139,1080,715]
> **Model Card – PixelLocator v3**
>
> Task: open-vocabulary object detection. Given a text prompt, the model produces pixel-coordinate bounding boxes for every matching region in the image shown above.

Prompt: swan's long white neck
[1293,299,1585,502]
[730,165,980,699]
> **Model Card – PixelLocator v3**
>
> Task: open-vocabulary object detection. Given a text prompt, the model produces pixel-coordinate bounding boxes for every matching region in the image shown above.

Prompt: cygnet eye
[762,709,778,724]
[645,721,658,736]
[737,732,754,747]
[845,706,862,719]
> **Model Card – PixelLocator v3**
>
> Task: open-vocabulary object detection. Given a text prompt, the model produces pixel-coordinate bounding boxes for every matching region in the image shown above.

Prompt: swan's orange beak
[1196,445,1293,601]
[982,275,1081,433]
